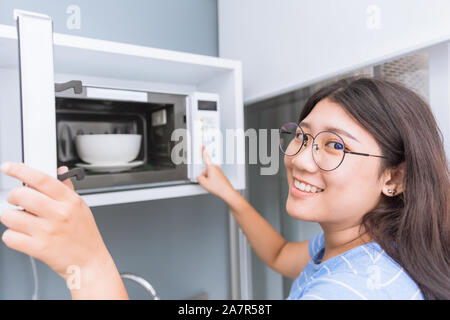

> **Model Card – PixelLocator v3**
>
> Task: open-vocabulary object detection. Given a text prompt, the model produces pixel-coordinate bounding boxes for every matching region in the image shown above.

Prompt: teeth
[294,179,323,193]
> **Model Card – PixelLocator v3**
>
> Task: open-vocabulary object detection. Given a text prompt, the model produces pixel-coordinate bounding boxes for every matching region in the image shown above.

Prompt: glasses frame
[279,122,388,171]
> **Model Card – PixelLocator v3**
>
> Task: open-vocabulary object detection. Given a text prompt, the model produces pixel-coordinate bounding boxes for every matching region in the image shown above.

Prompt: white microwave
[15,11,221,194]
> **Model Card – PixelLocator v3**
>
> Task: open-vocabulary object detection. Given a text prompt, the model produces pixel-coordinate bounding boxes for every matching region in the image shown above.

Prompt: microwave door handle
[57,167,86,182]
[55,80,83,94]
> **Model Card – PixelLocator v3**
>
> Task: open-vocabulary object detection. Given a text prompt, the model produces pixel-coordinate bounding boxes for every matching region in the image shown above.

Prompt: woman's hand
[0,162,128,299]
[197,146,237,202]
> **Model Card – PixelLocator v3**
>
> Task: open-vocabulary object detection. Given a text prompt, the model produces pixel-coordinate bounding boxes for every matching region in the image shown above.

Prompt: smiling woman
[200,76,449,300]
[286,76,449,299]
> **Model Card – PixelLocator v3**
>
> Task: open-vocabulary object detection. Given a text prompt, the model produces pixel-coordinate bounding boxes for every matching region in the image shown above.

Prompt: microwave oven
[14,11,227,197]
[52,81,221,194]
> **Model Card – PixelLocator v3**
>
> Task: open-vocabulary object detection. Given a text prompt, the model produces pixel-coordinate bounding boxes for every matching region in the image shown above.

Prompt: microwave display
[198,100,217,111]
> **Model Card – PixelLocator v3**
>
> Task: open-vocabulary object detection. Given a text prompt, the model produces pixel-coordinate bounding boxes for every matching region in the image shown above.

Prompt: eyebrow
[299,121,360,143]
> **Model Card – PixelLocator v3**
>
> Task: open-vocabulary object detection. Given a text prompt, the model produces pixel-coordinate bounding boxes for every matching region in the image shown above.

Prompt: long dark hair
[298,76,450,299]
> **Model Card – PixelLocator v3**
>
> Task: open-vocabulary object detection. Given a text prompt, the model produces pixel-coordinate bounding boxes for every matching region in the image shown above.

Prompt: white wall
[429,43,450,160]
[218,0,450,104]
[0,0,218,56]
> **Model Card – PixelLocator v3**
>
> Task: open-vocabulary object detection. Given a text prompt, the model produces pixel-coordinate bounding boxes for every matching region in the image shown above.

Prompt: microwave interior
[55,92,189,194]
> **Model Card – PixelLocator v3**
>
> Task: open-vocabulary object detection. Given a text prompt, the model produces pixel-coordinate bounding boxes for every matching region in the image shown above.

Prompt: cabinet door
[15,10,57,178]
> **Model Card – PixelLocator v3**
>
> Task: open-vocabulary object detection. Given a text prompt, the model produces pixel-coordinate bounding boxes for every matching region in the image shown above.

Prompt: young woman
[1,77,448,299]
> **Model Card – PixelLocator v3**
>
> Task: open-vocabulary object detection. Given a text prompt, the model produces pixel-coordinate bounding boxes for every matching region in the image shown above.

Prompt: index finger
[202,145,213,166]
[0,162,73,202]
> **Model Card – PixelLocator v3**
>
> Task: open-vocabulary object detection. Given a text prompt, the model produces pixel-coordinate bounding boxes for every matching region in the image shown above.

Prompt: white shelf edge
[81,184,208,207]
[0,183,244,208]
[0,24,241,71]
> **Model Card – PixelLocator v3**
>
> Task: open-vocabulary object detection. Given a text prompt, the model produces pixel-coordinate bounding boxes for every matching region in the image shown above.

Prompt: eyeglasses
[279,122,388,171]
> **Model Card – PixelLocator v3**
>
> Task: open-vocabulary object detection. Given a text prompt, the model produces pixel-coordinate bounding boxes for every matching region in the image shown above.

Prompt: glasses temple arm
[344,150,388,158]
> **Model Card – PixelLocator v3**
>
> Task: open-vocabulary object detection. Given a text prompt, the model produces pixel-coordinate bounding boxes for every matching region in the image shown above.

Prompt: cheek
[284,155,291,170]
[319,165,382,221]
[284,156,293,183]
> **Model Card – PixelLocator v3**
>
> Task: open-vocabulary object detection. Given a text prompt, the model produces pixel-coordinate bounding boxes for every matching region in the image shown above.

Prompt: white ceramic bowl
[75,134,142,165]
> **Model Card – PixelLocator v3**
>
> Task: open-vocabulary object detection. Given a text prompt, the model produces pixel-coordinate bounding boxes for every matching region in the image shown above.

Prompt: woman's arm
[197,147,310,279]
[0,163,128,299]
[224,189,310,278]
[69,250,128,299]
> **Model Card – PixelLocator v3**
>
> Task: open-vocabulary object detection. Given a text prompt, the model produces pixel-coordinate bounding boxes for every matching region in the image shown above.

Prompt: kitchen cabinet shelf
[0,23,245,207]
[0,24,239,85]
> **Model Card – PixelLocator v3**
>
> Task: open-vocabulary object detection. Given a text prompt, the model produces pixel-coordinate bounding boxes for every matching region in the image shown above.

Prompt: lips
[293,176,324,191]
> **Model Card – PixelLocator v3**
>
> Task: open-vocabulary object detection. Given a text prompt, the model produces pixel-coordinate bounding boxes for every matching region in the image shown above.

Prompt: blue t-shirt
[287,232,424,300]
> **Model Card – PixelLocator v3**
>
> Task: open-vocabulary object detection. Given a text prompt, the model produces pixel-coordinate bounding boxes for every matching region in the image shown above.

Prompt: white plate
[75,160,144,173]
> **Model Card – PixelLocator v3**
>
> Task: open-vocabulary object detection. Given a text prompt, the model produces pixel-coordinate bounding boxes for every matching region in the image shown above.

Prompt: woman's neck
[320,224,373,262]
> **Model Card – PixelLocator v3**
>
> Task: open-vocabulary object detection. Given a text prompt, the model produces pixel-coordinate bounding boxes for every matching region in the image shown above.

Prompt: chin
[285,194,321,222]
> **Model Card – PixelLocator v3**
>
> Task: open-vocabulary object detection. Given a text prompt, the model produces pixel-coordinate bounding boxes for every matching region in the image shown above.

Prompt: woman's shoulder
[300,239,424,300]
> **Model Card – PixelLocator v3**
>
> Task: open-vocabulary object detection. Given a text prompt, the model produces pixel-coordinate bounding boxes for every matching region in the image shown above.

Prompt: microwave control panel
[188,92,221,182]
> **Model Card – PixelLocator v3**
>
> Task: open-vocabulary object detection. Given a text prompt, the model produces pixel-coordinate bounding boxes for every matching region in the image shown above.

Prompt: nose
[290,134,319,172]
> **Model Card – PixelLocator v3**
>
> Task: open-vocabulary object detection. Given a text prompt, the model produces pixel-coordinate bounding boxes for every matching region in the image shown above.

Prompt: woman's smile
[290,177,324,198]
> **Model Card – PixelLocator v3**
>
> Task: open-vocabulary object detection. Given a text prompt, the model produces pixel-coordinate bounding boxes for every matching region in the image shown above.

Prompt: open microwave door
[15,10,57,178]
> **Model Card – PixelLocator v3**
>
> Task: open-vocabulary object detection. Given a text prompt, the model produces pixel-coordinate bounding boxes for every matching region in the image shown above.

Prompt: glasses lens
[312,131,346,170]
[279,122,304,155]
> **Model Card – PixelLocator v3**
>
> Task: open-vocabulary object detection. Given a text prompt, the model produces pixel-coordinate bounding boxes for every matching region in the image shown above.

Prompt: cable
[29,255,39,300]
[120,272,160,300]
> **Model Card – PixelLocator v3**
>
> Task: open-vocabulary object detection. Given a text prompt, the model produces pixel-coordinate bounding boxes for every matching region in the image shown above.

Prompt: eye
[295,130,304,140]
[301,135,309,147]
[326,141,344,150]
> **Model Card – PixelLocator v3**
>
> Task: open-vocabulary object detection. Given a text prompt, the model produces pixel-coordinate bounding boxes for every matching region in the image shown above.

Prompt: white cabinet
[0,14,245,208]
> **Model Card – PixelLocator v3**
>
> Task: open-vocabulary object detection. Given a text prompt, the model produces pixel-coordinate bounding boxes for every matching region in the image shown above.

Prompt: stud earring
[388,189,396,196]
